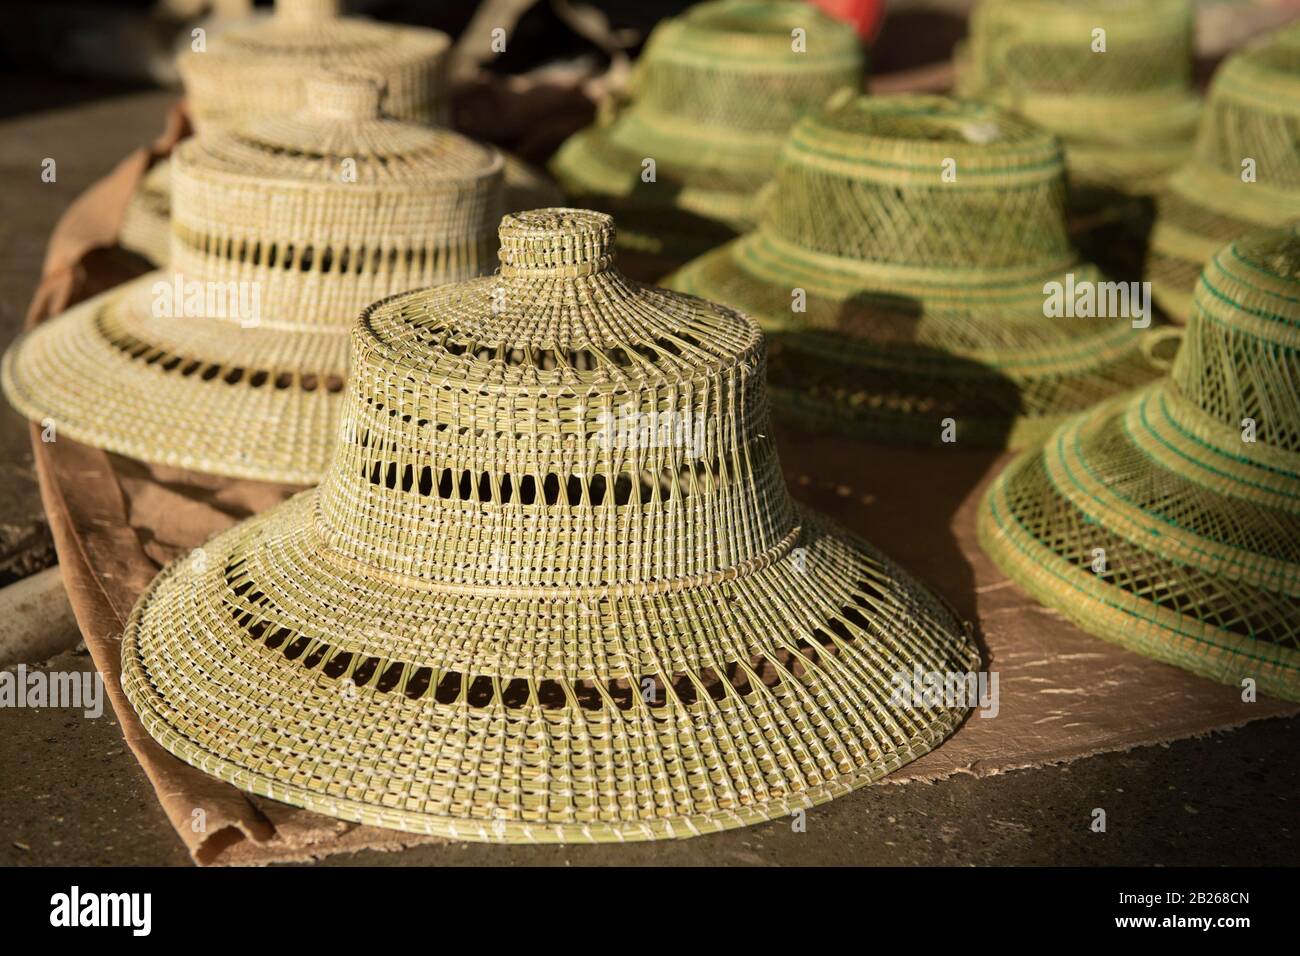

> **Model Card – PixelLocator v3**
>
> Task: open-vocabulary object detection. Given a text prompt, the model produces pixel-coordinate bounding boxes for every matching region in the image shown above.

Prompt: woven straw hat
[548,0,864,274]
[119,208,978,842]
[1147,26,1300,323]
[957,0,1199,193]
[129,0,560,268]
[667,92,1173,449]
[180,0,450,132]
[980,228,1300,702]
[120,159,173,265]
[4,72,504,484]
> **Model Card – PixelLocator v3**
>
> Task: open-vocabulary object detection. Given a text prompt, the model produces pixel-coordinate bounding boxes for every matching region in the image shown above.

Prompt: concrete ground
[0,76,1296,868]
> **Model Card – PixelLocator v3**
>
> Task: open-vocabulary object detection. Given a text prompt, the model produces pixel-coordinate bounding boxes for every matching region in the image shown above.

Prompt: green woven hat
[548,0,864,276]
[1147,26,1300,323]
[667,92,1174,449]
[119,209,978,842]
[957,0,1199,193]
[980,228,1300,701]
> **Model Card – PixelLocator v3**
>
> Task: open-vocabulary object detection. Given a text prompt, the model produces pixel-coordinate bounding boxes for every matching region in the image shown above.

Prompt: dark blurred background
[0,0,956,124]
[1,0,1292,120]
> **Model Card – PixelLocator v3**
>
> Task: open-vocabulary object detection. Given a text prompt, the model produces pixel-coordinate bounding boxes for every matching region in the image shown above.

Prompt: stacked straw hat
[121,0,449,269]
[957,0,1199,193]
[118,208,980,842]
[667,92,1175,449]
[1147,26,1300,323]
[548,0,864,276]
[979,229,1300,702]
[125,0,559,268]
[179,0,450,130]
[3,72,504,484]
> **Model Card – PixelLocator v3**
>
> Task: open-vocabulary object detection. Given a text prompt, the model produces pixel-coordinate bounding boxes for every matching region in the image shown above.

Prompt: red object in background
[807,0,887,43]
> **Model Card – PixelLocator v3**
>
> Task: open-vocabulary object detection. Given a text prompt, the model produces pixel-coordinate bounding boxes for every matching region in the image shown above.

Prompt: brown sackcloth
[23,109,1297,866]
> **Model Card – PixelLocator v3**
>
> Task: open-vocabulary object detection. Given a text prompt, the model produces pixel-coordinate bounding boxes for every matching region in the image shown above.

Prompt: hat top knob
[276,0,343,24]
[497,208,617,279]
[304,70,386,121]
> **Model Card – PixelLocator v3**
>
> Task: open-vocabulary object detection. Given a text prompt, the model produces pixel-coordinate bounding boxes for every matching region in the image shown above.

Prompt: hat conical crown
[169,70,504,331]
[1172,229,1300,456]
[318,209,796,589]
[762,93,1072,276]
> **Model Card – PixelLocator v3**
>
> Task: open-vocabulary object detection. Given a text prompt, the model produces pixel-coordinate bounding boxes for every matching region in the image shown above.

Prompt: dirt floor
[0,75,1296,868]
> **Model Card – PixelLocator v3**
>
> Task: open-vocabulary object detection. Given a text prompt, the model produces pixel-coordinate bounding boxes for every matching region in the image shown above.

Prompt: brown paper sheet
[23,105,1297,866]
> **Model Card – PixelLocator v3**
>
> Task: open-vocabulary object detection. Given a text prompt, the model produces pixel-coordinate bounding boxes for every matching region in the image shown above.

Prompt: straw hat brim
[120,491,978,842]
[1148,167,1300,322]
[1062,138,1193,193]
[1016,94,1198,191]
[979,384,1300,701]
[667,234,1170,448]
[2,273,347,483]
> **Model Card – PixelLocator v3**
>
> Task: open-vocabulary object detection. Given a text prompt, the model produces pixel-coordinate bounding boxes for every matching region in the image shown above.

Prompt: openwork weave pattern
[980,229,1300,701]
[3,72,504,483]
[667,93,1171,449]
[549,0,864,273]
[179,0,450,133]
[1147,26,1300,322]
[958,0,1198,189]
[119,209,978,841]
